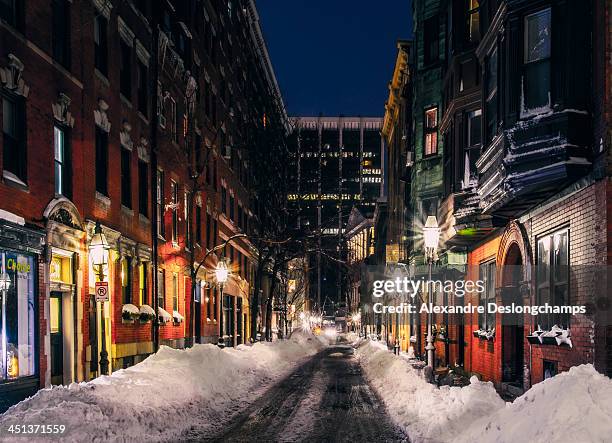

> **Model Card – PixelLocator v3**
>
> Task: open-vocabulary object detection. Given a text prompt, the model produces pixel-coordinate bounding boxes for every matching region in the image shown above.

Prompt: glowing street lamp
[423,215,440,373]
[215,257,229,348]
[89,221,110,375]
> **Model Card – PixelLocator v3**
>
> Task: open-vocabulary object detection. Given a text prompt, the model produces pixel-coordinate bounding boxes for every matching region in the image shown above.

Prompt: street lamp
[215,256,229,348]
[89,221,110,375]
[0,271,10,380]
[423,215,440,372]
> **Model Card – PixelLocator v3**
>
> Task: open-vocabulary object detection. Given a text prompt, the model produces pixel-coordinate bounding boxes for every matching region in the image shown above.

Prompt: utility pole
[149,1,160,352]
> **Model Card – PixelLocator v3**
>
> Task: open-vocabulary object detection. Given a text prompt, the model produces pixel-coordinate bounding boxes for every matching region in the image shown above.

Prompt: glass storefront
[0,250,37,381]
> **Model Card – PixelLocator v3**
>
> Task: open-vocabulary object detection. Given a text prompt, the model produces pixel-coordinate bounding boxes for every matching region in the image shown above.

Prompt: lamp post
[215,256,229,348]
[90,221,110,375]
[0,269,11,380]
[423,215,440,372]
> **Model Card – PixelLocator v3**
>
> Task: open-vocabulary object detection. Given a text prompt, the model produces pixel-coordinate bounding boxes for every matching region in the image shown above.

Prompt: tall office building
[288,116,384,309]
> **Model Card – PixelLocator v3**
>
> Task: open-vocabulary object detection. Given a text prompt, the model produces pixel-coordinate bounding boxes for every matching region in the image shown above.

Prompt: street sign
[95,281,109,302]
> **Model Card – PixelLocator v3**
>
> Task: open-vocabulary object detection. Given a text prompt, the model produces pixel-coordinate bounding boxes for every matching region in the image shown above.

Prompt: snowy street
[185,345,407,442]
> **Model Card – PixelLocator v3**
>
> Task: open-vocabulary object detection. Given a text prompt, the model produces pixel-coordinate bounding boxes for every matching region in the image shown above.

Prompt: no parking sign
[95,281,109,302]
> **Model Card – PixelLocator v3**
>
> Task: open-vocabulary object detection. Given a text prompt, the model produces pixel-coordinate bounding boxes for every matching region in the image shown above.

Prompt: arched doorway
[496,221,531,391]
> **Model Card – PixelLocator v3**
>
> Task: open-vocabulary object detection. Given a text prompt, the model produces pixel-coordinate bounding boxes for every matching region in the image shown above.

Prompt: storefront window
[0,250,36,381]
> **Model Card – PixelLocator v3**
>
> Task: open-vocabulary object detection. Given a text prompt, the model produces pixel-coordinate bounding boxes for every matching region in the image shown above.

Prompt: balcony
[478,109,592,218]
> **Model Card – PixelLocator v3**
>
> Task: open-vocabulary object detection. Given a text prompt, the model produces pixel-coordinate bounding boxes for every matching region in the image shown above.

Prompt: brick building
[374,0,612,395]
[0,0,287,411]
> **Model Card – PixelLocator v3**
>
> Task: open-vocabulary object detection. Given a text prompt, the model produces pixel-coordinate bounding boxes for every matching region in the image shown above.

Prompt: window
[185,191,191,249]
[196,203,202,245]
[522,9,551,112]
[229,193,235,221]
[212,287,218,321]
[0,250,36,381]
[138,160,148,217]
[463,109,481,188]
[169,97,177,143]
[171,181,178,243]
[172,273,178,312]
[424,107,438,156]
[54,125,71,198]
[138,262,147,305]
[121,257,132,304]
[52,0,71,69]
[424,16,439,65]
[485,48,498,143]
[95,127,108,196]
[2,96,26,184]
[157,269,165,309]
[537,229,569,330]
[467,0,480,43]
[94,14,108,75]
[206,209,212,249]
[206,288,212,320]
[137,60,148,116]
[221,186,227,214]
[120,40,132,100]
[157,170,165,238]
[213,218,218,247]
[478,260,496,331]
[0,0,23,30]
[121,148,132,208]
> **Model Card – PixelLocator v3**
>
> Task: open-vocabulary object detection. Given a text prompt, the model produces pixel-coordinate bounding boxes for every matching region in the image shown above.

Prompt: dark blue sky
[256,1,413,117]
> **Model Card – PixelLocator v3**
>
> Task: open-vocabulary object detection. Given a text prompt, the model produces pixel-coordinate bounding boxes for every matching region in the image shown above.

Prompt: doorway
[50,292,63,385]
[501,244,524,387]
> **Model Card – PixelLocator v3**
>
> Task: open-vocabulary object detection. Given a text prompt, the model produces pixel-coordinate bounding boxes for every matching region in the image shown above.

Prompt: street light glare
[423,215,440,250]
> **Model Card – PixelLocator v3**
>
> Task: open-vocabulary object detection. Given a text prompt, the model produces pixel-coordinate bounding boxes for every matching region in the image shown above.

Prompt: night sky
[256,1,413,117]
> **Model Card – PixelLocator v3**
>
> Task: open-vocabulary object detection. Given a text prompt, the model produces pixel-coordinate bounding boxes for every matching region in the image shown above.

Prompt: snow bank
[356,340,612,443]
[459,364,612,443]
[0,330,324,442]
[356,340,504,443]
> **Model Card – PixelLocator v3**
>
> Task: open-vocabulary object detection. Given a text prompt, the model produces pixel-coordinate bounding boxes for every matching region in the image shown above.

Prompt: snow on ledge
[121,304,140,315]
[0,208,25,226]
[157,307,172,322]
[139,304,155,316]
[173,310,184,323]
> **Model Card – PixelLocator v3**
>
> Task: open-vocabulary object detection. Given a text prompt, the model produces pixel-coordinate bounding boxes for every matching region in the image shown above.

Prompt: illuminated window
[467,0,480,43]
[424,108,438,156]
[121,257,132,305]
[138,262,147,305]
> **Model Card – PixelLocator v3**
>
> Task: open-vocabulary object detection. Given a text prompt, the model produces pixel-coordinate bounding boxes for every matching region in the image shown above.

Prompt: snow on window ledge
[473,328,495,341]
[527,325,572,348]
[158,307,172,324]
[172,310,184,324]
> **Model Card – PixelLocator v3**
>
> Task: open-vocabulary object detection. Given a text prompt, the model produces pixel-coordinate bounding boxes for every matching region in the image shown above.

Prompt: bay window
[522,8,551,114]
[485,48,498,144]
[463,109,481,188]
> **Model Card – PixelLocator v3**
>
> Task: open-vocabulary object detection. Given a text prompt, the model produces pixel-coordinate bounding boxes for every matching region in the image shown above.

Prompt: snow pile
[356,339,612,443]
[0,330,324,442]
[356,340,504,443]
[459,364,612,443]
